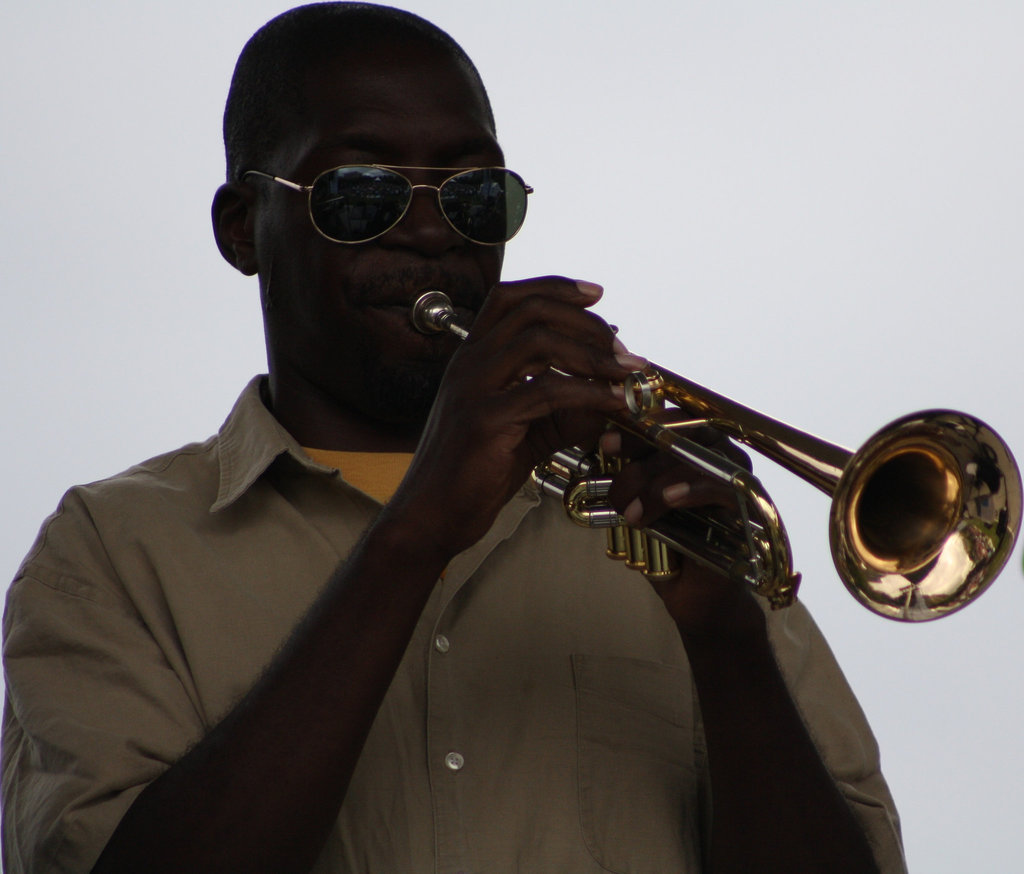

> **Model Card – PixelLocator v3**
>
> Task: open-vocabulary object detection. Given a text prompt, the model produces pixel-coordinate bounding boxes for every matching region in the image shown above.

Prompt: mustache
[351,265,490,312]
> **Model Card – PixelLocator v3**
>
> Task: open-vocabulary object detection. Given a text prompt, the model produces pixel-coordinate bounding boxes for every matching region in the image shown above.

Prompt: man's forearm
[681,626,879,874]
[91,515,449,874]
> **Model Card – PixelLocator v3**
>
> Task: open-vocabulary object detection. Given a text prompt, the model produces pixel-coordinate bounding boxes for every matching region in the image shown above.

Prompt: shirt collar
[208,376,546,522]
[210,376,333,512]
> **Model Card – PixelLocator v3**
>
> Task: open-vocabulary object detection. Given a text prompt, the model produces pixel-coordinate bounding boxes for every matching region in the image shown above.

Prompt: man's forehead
[280,46,497,167]
[301,40,492,124]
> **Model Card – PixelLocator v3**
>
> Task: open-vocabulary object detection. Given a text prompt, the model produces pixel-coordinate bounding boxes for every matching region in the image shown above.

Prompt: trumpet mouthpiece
[411,291,468,339]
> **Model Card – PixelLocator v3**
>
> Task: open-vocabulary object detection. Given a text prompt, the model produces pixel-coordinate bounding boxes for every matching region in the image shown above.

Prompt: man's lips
[352,267,486,335]
[363,301,475,342]
[366,296,476,331]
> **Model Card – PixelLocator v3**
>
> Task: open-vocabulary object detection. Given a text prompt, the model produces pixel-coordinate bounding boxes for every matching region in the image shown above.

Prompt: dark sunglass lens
[439,169,528,244]
[309,167,410,242]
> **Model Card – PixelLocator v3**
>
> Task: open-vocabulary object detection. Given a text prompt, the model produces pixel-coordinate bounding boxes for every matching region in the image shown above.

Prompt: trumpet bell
[831,411,1022,621]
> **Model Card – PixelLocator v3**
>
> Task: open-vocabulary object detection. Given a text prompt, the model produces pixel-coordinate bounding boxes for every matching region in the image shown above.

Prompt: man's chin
[360,363,444,429]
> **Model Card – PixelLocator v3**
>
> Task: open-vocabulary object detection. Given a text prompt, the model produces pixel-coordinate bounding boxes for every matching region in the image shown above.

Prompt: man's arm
[609,451,883,873]
[90,278,632,874]
[90,513,447,874]
[681,611,881,872]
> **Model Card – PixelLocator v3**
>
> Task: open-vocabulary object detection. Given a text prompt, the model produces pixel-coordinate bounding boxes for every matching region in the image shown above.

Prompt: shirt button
[445,751,465,771]
[434,634,451,654]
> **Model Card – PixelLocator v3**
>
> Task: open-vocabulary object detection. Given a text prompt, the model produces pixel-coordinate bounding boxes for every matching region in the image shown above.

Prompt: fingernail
[575,280,603,299]
[616,353,648,371]
[624,497,643,526]
[662,481,692,506]
[612,336,629,356]
[600,429,622,455]
[609,383,626,402]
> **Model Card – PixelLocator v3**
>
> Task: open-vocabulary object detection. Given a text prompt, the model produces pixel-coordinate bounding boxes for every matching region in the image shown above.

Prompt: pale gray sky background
[3,1,1023,870]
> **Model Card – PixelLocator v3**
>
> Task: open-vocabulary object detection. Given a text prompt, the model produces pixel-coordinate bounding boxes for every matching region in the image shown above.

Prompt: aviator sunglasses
[243,164,533,245]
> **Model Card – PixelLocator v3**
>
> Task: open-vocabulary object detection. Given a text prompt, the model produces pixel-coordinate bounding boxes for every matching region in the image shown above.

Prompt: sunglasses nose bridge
[377,179,463,248]
[407,182,442,195]
[400,181,462,236]
[407,181,445,214]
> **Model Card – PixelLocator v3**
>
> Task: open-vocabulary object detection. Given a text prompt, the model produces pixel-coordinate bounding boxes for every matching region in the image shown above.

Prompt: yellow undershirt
[302,448,414,504]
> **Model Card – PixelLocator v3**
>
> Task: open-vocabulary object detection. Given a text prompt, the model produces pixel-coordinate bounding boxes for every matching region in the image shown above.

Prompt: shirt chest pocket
[572,654,705,874]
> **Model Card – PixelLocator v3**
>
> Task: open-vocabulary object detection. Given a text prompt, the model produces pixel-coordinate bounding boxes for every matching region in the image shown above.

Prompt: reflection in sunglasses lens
[311,168,409,242]
[309,166,527,244]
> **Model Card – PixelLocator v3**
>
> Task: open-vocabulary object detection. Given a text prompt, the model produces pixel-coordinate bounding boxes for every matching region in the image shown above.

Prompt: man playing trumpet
[2,4,905,872]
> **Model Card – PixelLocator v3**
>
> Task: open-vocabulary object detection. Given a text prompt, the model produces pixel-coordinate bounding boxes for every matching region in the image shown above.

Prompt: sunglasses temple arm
[243,170,306,192]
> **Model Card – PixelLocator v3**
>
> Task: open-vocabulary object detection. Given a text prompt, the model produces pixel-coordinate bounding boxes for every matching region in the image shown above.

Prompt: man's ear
[212,182,258,275]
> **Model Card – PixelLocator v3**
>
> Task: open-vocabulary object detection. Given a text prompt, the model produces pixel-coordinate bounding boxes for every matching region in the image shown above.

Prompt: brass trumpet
[411,291,1021,622]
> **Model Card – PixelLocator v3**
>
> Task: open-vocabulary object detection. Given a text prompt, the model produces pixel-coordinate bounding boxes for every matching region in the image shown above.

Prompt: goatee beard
[360,357,448,428]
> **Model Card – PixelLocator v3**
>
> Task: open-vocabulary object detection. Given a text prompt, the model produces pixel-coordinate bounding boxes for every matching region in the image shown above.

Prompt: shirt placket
[423,487,539,874]
[426,584,472,874]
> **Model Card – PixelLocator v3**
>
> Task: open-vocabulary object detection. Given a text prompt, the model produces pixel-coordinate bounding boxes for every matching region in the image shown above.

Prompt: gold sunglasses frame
[242,164,533,245]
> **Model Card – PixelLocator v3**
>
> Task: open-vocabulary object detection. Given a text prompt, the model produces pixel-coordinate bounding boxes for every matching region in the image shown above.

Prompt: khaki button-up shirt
[2,377,905,873]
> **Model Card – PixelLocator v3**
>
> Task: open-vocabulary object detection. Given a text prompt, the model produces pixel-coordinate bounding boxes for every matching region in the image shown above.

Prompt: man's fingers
[450,279,638,395]
[605,426,752,530]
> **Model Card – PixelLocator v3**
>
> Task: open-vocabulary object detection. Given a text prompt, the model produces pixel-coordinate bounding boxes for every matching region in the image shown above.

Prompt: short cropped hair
[223,2,495,182]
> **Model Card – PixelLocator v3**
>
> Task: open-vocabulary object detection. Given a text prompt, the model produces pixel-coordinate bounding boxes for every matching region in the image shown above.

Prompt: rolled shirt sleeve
[3,493,209,873]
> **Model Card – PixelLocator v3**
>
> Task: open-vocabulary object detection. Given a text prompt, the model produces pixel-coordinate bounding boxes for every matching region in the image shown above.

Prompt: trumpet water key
[411,291,1021,622]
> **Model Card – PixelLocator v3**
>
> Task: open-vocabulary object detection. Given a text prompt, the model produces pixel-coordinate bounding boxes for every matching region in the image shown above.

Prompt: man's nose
[383,183,463,254]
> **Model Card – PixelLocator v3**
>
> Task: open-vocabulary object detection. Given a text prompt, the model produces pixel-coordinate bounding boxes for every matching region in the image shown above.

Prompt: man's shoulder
[44,375,287,523]
[12,436,223,587]
[12,378,283,590]
[71,434,223,507]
